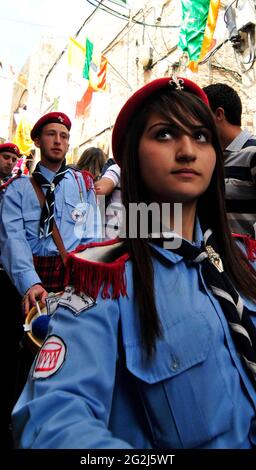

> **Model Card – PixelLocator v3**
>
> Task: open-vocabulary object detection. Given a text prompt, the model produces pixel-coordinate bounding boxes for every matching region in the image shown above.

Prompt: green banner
[83,38,94,80]
[178,0,210,61]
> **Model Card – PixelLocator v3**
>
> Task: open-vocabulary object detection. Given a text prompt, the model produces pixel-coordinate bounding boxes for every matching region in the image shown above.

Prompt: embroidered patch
[58,286,96,315]
[45,292,62,316]
[71,203,87,222]
[32,335,66,379]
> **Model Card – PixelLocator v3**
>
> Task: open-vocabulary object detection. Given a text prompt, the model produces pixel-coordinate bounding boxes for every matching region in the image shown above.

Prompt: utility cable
[86,0,180,28]
[40,1,103,109]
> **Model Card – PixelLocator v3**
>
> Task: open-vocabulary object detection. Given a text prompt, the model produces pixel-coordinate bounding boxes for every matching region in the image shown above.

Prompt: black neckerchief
[32,161,67,237]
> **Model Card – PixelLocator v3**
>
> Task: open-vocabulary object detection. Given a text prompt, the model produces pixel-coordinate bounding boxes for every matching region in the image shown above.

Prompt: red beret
[31,112,72,141]
[0,142,20,158]
[112,76,209,166]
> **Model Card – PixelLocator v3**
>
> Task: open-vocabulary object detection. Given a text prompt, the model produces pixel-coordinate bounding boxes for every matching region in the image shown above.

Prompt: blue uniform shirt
[12,223,256,448]
[0,165,101,294]
[0,173,17,202]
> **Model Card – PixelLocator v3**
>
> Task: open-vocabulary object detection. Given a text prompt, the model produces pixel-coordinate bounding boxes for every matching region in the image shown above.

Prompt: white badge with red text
[32,335,66,379]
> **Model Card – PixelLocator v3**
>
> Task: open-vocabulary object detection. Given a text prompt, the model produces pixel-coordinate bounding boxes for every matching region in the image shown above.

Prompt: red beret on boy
[31,112,72,141]
[112,76,209,166]
[0,142,20,158]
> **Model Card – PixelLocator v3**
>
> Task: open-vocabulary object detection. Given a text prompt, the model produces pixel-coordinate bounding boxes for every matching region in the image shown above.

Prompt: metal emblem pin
[71,208,85,222]
[50,182,55,192]
[205,245,224,273]
[168,77,184,91]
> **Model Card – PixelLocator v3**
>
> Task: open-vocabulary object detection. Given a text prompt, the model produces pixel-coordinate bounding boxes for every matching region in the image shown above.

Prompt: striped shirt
[101,163,122,239]
[224,129,256,238]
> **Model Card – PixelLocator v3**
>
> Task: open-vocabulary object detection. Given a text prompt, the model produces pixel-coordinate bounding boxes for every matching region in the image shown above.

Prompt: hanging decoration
[178,0,220,72]
[67,36,108,117]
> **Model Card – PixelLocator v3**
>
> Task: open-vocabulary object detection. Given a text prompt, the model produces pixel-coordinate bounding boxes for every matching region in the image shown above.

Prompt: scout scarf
[152,228,256,385]
[32,161,67,237]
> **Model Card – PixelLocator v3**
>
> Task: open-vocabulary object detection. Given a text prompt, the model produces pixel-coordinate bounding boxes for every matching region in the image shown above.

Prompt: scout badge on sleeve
[58,286,96,316]
[32,335,66,379]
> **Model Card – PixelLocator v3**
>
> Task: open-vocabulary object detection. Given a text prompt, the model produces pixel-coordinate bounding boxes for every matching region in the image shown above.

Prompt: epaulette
[0,169,22,193]
[232,232,256,261]
[64,238,129,300]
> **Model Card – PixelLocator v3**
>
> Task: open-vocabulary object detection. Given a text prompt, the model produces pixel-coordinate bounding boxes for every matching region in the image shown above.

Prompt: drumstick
[35,300,42,316]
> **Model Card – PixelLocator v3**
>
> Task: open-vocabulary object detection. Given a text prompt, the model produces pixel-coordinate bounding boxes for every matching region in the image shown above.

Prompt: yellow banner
[68,37,85,73]
[13,115,33,156]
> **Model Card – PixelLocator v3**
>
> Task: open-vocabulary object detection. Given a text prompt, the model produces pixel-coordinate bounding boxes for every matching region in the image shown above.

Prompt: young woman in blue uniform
[12,77,256,449]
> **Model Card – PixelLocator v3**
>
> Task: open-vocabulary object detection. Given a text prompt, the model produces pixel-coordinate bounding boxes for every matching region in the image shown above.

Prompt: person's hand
[94,177,115,196]
[22,284,48,316]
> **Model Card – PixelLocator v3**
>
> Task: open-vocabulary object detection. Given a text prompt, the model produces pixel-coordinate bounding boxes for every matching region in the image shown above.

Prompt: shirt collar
[38,163,68,182]
[226,129,255,152]
[149,218,204,264]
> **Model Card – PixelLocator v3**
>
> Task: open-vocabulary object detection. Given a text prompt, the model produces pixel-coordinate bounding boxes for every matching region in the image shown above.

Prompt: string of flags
[67,36,108,117]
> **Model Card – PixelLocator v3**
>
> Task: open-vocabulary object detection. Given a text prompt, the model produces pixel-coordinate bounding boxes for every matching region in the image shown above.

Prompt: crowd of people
[1,76,256,450]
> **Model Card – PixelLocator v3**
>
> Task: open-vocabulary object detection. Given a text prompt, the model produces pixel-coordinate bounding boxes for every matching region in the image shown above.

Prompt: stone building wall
[10,0,256,158]
[74,0,256,155]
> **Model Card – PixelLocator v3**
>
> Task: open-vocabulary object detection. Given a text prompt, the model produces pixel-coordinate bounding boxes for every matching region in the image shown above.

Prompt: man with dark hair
[203,83,256,238]
[0,143,20,199]
[0,142,21,446]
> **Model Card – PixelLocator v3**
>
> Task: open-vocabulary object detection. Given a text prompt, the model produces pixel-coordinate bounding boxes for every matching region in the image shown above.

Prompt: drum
[24,303,49,354]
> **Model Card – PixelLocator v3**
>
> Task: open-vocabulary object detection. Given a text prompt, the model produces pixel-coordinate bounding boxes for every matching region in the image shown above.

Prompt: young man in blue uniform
[0,112,100,447]
[12,80,256,449]
[0,142,21,447]
[0,112,100,311]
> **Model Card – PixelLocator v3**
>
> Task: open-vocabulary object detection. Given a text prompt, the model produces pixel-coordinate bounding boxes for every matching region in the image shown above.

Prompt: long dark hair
[76,147,107,181]
[120,88,256,357]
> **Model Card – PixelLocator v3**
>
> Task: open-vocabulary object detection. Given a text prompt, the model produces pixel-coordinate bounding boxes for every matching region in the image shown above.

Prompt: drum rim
[25,302,46,348]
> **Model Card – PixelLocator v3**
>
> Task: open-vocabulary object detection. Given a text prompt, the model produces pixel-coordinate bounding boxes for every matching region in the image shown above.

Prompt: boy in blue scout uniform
[0,112,100,312]
[0,112,100,447]
[12,79,256,449]
[0,142,21,447]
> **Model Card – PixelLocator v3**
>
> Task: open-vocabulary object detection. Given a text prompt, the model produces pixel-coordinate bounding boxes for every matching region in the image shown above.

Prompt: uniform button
[170,357,180,371]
